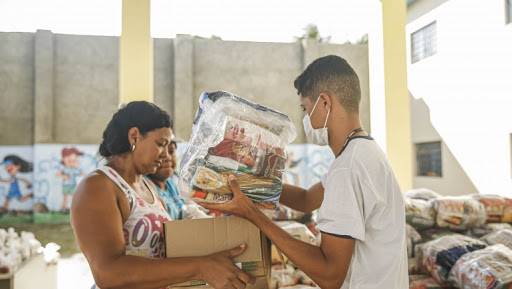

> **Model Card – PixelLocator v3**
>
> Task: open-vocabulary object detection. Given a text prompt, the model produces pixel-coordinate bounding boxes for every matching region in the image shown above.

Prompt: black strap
[337,127,364,157]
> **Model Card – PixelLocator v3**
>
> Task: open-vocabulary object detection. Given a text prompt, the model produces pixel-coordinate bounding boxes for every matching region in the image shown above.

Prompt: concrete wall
[0,32,34,146]
[407,0,512,196]
[0,30,369,147]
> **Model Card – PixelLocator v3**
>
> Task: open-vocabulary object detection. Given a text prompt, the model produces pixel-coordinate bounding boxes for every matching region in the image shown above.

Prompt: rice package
[449,244,512,289]
[405,198,436,229]
[179,91,296,210]
[433,196,486,231]
[421,234,486,285]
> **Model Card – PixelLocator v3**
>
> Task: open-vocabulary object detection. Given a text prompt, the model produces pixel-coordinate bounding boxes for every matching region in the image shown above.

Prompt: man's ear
[127,127,140,146]
[319,93,332,110]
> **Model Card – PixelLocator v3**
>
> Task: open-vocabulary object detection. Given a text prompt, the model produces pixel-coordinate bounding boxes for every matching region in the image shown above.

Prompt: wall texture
[0,30,369,146]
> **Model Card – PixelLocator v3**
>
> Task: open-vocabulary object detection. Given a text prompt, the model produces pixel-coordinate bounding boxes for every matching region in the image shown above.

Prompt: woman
[145,135,209,220]
[71,101,253,289]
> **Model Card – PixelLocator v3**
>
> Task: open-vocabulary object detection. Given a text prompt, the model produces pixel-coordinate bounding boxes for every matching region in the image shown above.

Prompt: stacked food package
[178,91,296,210]
[405,189,512,289]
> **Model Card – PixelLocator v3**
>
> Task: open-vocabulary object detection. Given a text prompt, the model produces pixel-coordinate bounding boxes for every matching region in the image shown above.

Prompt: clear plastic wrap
[405,197,436,229]
[449,244,512,289]
[502,198,512,223]
[405,188,442,201]
[472,194,507,223]
[421,233,486,285]
[481,229,512,249]
[433,196,487,231]
[468,223,512,238]
[178,91,297,210]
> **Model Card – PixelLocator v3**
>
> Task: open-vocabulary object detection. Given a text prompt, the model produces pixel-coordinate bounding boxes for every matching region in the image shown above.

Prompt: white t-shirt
[316,137,409,289]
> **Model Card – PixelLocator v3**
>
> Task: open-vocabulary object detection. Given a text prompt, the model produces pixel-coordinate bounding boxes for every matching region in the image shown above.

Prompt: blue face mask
[302,97,330,146]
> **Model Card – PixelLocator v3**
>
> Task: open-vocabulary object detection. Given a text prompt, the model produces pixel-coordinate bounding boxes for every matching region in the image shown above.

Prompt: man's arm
[200,176,354,289]
[279,182,324,213]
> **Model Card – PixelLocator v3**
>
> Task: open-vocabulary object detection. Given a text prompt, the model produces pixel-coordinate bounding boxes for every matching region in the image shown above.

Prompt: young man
[200,55,408,289]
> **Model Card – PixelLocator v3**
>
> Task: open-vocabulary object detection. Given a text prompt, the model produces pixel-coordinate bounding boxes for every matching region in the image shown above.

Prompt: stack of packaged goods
[0,227,43,273]
[178,91,296,211]
[404,189,512,289]
[270,221,318,289]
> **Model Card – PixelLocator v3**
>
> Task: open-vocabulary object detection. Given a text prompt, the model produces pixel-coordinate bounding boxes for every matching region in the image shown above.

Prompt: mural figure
[56,147,86,212]
[0,155,33,212]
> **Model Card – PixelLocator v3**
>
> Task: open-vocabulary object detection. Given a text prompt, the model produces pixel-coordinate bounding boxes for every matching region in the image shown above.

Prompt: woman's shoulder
[75,169,116,196]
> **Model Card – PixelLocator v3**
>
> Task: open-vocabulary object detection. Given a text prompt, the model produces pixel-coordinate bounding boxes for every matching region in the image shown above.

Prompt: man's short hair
[294,55,361,113]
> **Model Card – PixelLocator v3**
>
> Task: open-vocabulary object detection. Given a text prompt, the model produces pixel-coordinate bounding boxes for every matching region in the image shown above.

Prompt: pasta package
[179,91,296,210]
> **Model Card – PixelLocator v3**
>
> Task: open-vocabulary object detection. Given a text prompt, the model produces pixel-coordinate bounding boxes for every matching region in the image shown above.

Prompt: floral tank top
[99,166,171,258]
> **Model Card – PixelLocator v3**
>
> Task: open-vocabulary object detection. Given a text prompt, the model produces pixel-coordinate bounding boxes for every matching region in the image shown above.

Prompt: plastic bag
[405,188,442,201]
[433,196,486,231]
[502,198,512,223]
[179,91,296,210]
[405,198,436,229]
[449,244,512,289]
[421,233,486,285]
[481,229,512,249]
[472,194,508,223]
[467,222,512,238]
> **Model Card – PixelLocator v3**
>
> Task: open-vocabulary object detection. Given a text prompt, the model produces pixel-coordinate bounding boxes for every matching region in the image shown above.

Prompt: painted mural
[0,143,334,224]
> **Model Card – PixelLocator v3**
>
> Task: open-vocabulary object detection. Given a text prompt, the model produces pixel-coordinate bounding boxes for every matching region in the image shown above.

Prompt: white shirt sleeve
[316,168,368,241]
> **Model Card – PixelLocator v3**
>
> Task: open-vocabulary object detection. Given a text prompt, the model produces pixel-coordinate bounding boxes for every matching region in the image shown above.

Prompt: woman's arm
[71,172,253,289]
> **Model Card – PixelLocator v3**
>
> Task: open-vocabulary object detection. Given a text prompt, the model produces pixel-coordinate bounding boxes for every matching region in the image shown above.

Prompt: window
[411,21,437,63]
[507,0,512,24]
[416,141,442,177]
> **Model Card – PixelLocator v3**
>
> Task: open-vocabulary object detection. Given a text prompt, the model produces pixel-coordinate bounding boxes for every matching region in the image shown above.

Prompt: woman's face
[151,142,177,180]
[132,127,172,175]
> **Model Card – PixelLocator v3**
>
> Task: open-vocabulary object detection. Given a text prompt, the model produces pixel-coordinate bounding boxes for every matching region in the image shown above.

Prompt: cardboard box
[165,216,271,289]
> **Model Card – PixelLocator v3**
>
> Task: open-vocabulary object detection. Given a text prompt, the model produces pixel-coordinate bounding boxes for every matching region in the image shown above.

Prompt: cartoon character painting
[0,155,33,212]
[56,147,86,212]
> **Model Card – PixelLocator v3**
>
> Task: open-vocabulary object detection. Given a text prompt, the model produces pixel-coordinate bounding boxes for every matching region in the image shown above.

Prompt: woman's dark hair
[3,155,33,172]
[99,101,172,158]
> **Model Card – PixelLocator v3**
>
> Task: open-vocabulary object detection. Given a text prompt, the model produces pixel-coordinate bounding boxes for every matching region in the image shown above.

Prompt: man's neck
[328,115,366,157]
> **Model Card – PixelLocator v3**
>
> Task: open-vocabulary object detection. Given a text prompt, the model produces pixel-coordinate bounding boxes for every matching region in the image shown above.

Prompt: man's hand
[199,244,256,289]
[198,175,259,221]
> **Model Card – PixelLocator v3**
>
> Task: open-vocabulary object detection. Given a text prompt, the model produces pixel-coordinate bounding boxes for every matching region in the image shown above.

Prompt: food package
[467,222,512,238]
[270,265,299,288]
[481,229,512,249]
[449,244,512,289]
[179,91,296,210]
[275,221,317,244]
[502,198,512,223]
[406,224,423,258]
[472,194,507,223]
[433,196,486,231]
[421,233,486,285]
[405,198,436,229]
[405,188,442,201]
[408,275,444,289]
